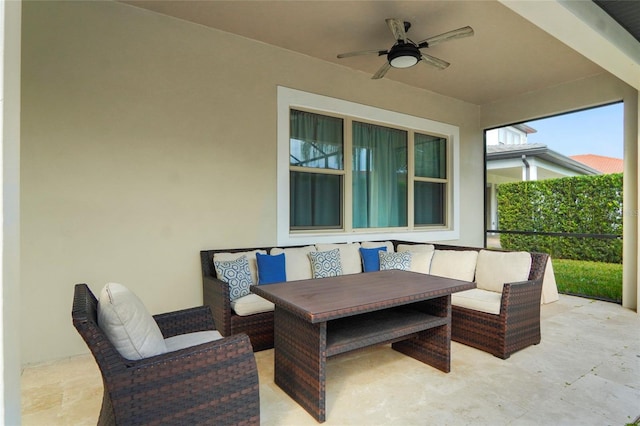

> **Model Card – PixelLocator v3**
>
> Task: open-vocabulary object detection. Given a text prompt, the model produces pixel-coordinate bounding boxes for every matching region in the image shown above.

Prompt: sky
[524,102,624,159]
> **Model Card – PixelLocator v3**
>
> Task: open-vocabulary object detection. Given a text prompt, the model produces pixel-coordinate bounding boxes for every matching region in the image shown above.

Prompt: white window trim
[277,86,460,246]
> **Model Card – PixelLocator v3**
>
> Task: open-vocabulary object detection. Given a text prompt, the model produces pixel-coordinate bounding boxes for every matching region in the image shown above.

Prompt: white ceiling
[122,1,606,106]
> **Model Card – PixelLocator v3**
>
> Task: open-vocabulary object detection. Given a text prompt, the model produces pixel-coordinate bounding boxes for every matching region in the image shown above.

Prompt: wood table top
[251,270,475,323]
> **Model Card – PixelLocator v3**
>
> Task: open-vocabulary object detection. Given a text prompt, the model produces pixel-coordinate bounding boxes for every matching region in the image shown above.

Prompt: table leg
[392,295,451,373]
[274,308,327,422]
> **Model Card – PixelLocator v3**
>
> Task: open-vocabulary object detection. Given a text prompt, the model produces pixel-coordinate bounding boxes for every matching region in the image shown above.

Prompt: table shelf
[326,307,449,357]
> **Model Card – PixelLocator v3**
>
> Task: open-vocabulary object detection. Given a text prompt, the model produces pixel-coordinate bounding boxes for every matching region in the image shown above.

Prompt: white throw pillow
[213,249,266,285]
[379,251,412,271]
[231,293,275,316]
[430,250,478,282]
[397,245,435,274]
[316,243,362,274]
[309,248,344,278]
[97,282,167,360]
[270,245,316,281]
[475,249,532,293]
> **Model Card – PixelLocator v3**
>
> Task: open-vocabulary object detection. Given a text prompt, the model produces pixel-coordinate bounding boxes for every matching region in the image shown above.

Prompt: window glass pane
[290,109,343,170]
[290,171,342,228]
[415,133,446,179]
[414,181,446,225]
[352,122,407,228]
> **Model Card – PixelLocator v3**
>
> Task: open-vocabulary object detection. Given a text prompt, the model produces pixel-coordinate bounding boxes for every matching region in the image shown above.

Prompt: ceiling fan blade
[420,53,450,70]
[386,18,408,43]
[372,61,391,79]
[417,26,474,48]
[337,49,387,59]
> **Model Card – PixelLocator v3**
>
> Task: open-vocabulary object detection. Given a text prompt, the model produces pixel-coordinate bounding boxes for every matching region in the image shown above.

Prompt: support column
[622,92,638,311]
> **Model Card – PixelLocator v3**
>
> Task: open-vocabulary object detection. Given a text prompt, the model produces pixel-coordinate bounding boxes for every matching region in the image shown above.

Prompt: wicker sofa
[200,241,549,358]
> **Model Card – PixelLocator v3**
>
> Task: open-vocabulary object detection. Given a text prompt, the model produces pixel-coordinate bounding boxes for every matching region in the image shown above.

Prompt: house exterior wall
[20,1,483,364]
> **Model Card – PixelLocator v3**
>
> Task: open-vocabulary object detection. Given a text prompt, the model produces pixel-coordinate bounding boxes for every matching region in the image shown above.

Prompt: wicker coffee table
[252,269,474,422]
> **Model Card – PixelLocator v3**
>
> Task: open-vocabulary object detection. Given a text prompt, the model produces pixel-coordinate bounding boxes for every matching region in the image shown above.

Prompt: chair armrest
[500,278,543,321]
[153,306,216,339]
[203,275,233,336]
[113,333,259,425]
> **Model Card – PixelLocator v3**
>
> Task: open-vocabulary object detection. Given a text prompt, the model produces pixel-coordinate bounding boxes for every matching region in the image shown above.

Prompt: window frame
[277,86,460,246]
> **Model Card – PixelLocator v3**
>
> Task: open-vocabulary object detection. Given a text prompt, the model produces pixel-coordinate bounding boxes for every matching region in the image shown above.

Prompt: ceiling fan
[337,18,474,79]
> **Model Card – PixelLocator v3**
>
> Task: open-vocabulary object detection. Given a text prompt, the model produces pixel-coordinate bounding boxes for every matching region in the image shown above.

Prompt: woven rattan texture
[72,284,260,425]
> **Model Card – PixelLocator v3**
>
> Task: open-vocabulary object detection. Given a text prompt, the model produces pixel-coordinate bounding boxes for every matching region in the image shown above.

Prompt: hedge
[497,173,623,263]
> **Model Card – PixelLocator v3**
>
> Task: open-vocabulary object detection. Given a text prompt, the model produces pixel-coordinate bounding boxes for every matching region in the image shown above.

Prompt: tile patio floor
[21,295,640,425]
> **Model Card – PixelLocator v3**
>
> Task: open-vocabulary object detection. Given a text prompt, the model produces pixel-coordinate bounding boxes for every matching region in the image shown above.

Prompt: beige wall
[21,1,482,364]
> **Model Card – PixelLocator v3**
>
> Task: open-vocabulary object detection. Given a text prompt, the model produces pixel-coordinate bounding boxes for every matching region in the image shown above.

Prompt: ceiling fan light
[387,44,421,68]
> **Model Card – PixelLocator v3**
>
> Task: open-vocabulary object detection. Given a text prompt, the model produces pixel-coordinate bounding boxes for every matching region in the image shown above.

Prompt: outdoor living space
[22,295,640,425]
[6,1,640,424]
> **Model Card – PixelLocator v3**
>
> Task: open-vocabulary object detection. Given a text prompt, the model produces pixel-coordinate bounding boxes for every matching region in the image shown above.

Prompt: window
[278,87,460,245]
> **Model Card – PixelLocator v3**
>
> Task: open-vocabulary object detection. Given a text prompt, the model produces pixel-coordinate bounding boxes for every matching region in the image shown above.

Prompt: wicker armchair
[200,249,274,352]
[450,251,549,359]
[72,283,260,426]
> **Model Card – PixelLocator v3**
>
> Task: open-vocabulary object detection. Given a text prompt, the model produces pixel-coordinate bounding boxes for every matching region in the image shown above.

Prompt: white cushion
[213,255,253,301]
[396,243,435,253]
[231,293,275,316]
[475,249,532,293]
[164,330,223,352]
[452,288,502,315]
[271,245,316,281]
[430,250,478,282]
[397,245,435,274]
[213,249,267,285]
[361,241,395,252]
[316,243,362,274]
[97,282,167,360]
[309,248,344,278]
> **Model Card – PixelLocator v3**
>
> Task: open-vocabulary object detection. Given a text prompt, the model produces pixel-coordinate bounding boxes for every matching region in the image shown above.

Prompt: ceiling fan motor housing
[388,42,421,68]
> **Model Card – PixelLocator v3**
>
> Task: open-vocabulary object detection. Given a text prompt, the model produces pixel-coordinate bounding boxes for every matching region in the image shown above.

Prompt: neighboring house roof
[570,154,624,174]
[486,143,601,176]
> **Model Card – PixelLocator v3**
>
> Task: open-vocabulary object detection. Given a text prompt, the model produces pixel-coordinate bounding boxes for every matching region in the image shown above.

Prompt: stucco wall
[21,1,482,364]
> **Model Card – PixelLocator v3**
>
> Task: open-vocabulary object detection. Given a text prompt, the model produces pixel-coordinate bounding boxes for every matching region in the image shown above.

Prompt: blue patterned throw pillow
[379,251,412,271]
[308,248,343,279]
[213,255,253,301]
[359,246,387,272]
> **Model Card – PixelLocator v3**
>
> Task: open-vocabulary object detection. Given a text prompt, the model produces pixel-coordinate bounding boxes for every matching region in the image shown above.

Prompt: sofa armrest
[114,333,259,425]
[153,305,216,339]
[203,275,233,336]
[500,278,544,321]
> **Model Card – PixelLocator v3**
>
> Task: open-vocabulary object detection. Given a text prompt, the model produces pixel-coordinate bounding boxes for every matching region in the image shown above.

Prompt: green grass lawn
[552,258,623,303]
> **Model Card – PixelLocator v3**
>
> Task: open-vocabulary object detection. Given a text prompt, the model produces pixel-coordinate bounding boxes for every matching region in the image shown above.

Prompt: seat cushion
[452,288,502,315]
[97,282,167,360]
[316,243,362,274]
[231,293,275,316]
[361,240,395,252]
[430,250,478,281]
[164,330,223,352]
[309,248,344,278]
[475,249,532,293]
[270,245,316,281]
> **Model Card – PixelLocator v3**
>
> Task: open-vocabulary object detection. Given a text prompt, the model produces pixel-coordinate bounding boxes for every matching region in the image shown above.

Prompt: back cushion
[430,250,478,282]
[271,245,316,281]
[397,244,435,274]
[213,249,266,285]
[316,243,362,274]
[475,249,532,293]
[361,241,395,252]
[97,282,167,360]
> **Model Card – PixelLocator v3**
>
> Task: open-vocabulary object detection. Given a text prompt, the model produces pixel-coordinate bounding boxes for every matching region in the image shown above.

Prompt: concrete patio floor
[22,294,640,425]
